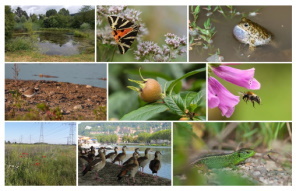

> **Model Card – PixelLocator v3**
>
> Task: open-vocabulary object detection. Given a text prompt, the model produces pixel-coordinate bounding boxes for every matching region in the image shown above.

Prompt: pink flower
[212,66,260,89]
[208,77,240,118]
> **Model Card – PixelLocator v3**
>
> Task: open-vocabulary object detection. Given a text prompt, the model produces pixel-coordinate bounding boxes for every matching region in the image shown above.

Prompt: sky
[10,5,91,15]
[5,122,76,144]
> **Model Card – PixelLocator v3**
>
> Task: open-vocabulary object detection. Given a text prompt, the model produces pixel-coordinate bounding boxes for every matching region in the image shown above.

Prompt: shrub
[80,22,91,30]
[5,36,36,52]
[73,30,88,38]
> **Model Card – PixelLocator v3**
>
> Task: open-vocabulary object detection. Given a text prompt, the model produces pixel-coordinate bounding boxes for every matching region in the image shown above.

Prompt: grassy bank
[5,50,94,62]
[5,144,76,185]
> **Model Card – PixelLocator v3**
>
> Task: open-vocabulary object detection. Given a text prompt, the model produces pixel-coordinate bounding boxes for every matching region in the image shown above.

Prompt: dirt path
[79,162,171,186]
[5,79,106,120]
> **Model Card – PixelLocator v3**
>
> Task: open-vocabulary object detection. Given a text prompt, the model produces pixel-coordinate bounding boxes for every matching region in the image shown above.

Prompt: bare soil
[5,79,106,120]
[78,162,171,186]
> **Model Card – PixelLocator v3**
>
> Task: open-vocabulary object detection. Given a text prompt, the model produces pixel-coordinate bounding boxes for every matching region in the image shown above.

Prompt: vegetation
[78,122,171,136]
[174,122,292,185]
[109,64,206,121]
[5,144,76,185]
[5,5,95,62]
[121,129,171,143]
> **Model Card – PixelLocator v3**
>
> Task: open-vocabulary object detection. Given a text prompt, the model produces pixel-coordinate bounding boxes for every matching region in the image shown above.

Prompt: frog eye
[244,23,249,27]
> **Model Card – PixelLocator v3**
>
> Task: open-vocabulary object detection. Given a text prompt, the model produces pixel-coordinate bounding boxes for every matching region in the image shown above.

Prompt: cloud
[11,5,93,15]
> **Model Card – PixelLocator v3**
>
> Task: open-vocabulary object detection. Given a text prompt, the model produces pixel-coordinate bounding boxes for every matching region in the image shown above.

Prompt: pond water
[5,64,107,88]
[104,145,171,179]
[15,31,94,56]
[189,6,292,62]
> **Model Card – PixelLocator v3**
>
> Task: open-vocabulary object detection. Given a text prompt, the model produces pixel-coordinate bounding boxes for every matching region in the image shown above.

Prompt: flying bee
[239,91,261,108]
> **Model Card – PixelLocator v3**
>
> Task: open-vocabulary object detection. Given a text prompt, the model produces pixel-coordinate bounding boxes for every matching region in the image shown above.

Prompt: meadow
[5,144,76,185]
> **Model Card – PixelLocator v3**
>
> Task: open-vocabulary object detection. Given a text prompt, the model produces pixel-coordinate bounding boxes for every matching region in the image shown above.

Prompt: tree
[15,7,28,19]
[46,9,57,17]
[5,6,15,41]
[71,6,95,29]
[137,132,150,143]
[20,15,27,23]
[58,8,69,16]
[30,14,38,22]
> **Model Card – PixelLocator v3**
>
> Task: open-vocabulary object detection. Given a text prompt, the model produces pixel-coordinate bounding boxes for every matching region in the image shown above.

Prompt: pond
[15,31,94,56]
[104,145,171,179]
[5,64,107,88]
[189,6,292,62]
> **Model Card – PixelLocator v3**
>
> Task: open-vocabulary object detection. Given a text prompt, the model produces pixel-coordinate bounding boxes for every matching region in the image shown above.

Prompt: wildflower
[211,65,260,89]
[134,33,187,62]
[208,64,261,118]
[208,77,240,118]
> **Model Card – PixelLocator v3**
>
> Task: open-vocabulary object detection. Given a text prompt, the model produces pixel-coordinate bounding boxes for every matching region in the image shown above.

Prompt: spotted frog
[233,17,272,50]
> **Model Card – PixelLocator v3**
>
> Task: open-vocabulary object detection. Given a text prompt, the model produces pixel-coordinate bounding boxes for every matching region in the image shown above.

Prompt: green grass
[5,36,36,52]
[5,144,76,186]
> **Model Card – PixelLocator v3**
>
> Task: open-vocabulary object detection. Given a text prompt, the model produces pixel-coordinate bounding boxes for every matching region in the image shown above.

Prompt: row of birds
[79,146,162,184]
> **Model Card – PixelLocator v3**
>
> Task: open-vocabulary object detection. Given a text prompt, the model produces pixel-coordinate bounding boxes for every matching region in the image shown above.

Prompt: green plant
[121,67,206,120]
[93,105,107,120]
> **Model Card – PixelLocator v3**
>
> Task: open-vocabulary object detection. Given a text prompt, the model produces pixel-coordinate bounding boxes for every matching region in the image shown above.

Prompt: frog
[233,17,272,50]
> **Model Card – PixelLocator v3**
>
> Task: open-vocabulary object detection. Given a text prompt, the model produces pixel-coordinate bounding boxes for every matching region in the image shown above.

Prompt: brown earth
[78,162,171,186]
[5,79,106,120]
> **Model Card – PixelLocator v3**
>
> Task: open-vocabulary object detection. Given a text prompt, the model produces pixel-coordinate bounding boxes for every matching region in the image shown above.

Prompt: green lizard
[192,148,255,170]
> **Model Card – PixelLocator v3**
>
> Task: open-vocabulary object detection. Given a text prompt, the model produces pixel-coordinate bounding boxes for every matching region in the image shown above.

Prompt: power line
[39,123,44,143]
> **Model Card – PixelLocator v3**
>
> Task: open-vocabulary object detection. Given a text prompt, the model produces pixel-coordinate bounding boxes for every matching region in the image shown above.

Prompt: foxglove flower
[212,65,260,89]
[208,77,240,118]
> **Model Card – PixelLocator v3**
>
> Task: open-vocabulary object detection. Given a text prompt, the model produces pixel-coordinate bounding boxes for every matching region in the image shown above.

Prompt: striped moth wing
[108,16,140,54]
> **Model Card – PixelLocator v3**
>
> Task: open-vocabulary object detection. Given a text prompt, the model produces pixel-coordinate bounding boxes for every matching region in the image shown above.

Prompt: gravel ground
[178,152,292,186]
[79,162,171,186]
[5,79,106,120]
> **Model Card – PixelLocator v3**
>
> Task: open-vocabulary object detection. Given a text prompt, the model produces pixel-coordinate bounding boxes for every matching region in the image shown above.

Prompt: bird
[112,146,127,166]
[21,86,39,98]
[82,147,106,180]
[95,147,106,159]
[123,148,140,166]
[149,151,162,181]
[137,148,151,174]
[105,147,118,161]
[117,153,139,184]
[79,152,95,171]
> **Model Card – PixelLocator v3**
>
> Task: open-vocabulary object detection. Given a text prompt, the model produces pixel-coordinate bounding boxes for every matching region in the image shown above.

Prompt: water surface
[189,6,292,62]
[5,64,107,88]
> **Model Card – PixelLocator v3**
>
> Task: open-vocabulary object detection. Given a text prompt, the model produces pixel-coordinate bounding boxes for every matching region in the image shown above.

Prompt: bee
[239,91,261,107]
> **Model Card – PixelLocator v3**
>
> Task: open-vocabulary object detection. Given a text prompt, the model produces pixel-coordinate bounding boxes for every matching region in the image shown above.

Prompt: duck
[137,148,151,174]
[112,146,127,166]
[82,147,106,180]
[79,152,95,171]
[105,147,118,161]
[117,153,139,184]
[95,147,106,159]
[123,148,140,166]
[149,151,162,180]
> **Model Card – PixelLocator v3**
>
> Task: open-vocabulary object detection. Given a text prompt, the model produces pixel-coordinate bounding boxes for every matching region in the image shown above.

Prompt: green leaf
[157,77,170,93]
[120,103,168,120]
[195,116,206,121]
[164,95,185,116]
[194,6,200,15]
[167,67,206,95]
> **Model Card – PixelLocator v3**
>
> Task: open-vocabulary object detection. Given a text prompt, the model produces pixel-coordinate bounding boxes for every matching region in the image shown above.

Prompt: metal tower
[39,123,44,143]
